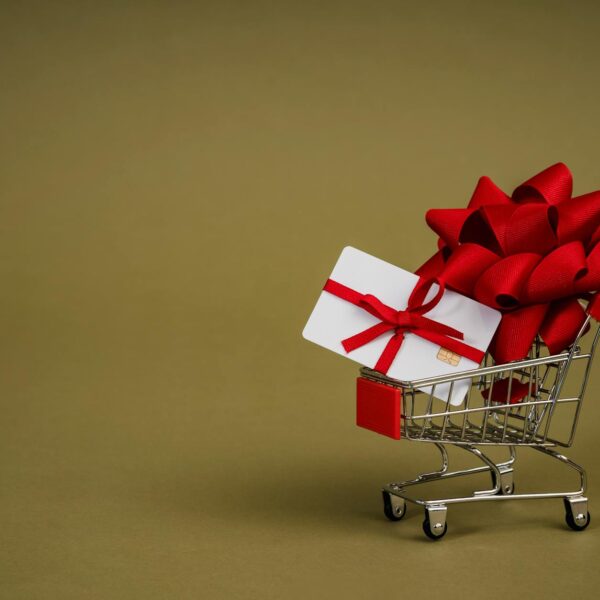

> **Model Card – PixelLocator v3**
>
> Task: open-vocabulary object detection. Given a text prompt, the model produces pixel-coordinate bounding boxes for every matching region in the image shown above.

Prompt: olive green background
[2,1,600,598]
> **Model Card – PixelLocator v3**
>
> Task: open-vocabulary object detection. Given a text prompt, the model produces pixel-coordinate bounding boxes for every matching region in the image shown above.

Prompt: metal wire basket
[360,313,600,539]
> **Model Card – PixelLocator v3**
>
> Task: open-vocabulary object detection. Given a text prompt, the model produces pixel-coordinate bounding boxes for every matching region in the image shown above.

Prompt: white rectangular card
[302,247,502,405]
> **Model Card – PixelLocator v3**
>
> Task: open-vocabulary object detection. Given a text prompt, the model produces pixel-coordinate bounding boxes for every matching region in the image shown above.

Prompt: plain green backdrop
[2,1,600,598]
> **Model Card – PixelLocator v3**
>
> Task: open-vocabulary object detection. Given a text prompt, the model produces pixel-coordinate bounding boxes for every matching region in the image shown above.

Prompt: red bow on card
[323,277,484,374]
[417,163,600,363]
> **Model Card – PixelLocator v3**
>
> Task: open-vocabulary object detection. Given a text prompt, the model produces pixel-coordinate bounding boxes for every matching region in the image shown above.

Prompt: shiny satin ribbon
[416,163,600,363]
[323,277,484,374]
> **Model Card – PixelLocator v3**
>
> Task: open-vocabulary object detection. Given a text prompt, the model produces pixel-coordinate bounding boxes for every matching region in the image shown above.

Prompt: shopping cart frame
[360,314,600,539]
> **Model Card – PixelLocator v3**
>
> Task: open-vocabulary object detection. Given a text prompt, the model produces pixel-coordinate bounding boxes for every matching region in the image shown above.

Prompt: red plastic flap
[356,377,401,440]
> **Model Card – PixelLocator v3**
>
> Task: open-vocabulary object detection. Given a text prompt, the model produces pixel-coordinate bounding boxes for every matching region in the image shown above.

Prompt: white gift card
[302,247,502,405]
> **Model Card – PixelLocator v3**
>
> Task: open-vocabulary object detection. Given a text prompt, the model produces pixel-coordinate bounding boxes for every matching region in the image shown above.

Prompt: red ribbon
[323,277,485,374]
[417,163,600,363]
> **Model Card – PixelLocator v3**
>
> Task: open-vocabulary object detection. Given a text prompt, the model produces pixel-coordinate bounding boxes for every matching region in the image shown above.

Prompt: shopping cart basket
[360,313,600,540]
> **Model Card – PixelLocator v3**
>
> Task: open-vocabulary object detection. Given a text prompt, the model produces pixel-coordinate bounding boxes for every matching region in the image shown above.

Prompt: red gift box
[356,377,402,439]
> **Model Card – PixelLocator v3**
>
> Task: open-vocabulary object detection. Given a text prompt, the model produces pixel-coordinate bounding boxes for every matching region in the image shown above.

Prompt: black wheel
[382,491,406,521]
[423,517,447,540]
[565,504,590,531]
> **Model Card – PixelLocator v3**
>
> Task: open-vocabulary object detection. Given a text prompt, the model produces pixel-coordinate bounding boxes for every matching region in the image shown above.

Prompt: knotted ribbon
[417,163,600,363]
[323,277,484,374]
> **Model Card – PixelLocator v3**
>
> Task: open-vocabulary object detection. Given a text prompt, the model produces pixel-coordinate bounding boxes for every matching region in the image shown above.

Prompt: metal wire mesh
[360,316,600,448]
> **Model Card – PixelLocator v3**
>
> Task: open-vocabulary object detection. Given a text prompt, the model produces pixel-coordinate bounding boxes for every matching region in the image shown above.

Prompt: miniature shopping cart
[359,314,600,540]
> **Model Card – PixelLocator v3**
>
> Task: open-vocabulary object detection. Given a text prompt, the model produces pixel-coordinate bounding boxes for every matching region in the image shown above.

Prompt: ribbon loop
[407,277,446,314]
[417,163,600,363]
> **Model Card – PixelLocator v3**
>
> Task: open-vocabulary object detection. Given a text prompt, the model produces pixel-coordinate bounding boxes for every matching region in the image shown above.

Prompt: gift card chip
[437,347,461,366]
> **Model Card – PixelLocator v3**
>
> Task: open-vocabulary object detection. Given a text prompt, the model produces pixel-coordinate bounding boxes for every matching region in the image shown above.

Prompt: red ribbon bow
[323,277,484,374]
[417,163,600,363]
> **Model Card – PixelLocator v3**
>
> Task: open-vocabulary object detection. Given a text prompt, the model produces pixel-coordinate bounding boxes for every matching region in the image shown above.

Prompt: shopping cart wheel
[423,518,447,540]
[564,498,590,531]
[422,507,447,540]
[382,491,406,521]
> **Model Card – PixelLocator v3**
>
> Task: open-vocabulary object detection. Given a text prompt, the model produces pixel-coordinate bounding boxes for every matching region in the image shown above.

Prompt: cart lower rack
[360,315,600,540]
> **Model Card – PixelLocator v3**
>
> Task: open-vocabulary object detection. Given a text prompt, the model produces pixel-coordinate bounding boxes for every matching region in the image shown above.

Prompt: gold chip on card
[437,347,461,366]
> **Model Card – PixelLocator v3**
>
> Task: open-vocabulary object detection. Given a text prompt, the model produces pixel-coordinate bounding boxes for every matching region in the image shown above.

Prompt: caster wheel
[564,499,590,531]
[382,491,406,521]
[423,517,447,540]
